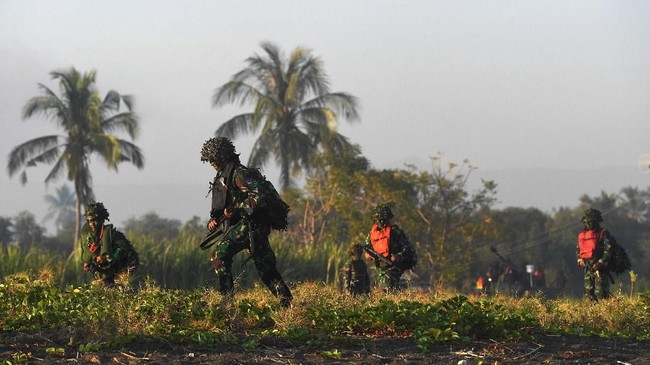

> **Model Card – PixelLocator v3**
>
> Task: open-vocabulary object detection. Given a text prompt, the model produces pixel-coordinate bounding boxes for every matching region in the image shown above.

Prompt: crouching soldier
[80,202,139,287]
[343,244,371,296]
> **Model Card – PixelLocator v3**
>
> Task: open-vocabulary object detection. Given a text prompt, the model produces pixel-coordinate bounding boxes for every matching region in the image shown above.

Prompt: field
[2,273,650,364]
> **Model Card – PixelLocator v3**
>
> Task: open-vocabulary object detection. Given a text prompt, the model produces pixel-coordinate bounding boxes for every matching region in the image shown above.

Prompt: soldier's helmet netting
[372,204,394,225]
[201,137,238,165]
[582,208,603,223]
[84,202,110,221]
[348,244,364,258]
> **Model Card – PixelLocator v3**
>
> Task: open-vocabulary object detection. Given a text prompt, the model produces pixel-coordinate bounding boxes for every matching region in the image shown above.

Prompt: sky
[1,0,649,233]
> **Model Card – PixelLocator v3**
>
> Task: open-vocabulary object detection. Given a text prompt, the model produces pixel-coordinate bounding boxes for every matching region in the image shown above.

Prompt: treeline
[2,149,650,296]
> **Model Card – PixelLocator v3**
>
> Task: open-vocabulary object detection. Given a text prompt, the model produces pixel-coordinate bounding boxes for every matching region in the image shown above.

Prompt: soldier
[201,137,293,307]
[364,203,416,292]
[576,208,613,301]
[80,202,139,287]
[342,244,371,296]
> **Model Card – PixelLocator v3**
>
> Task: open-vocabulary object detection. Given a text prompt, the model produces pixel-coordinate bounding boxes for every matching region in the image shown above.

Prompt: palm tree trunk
[74,180,82,247]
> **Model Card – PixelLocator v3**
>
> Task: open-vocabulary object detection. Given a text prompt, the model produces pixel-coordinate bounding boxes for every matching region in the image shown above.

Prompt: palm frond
[102,90,122,111]
[215,113,256,139]
[7,135,61,177]
[22,89,65,122]
[116,139,145,169]
[213,81,263,108]
[44,154,68,184]
[301,93,360,121]
[101,112,140,138]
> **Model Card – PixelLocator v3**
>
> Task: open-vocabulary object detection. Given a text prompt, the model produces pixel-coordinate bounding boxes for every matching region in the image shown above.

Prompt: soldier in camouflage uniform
[364,204,414,292]
[201,137,293,307]
[343,244,371,296]
[80,202,139,287]
[576,208,613,301]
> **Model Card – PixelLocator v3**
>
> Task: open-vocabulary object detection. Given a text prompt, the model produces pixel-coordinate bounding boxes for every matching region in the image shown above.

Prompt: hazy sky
[2,1,649,231]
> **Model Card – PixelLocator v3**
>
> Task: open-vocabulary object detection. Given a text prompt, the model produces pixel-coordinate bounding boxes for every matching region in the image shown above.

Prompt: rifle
[200,217,235,250]
[355,243,394,267]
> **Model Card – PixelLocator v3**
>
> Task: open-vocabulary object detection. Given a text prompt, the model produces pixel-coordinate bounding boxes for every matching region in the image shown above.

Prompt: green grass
[1,272,649,361]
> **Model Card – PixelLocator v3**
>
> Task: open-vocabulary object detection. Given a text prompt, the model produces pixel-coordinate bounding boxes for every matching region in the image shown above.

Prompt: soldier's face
[87,217,103,232]
[584,219,597,230]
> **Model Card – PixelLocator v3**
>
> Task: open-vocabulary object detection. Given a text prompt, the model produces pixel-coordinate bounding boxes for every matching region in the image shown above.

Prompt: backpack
[393,226,417,270]
[246,168,290,231]
[399,240,417,271]
[604,237,631,275]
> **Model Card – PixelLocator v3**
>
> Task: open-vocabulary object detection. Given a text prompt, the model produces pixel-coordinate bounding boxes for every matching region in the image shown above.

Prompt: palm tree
[43,184,76,233]
[212,42,360,190]
[7,67,144,243]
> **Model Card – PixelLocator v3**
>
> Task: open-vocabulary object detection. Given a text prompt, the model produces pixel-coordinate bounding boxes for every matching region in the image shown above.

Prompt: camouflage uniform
[364,204,413,292]
[202,137,292,307]
[576,208,613,301]
[343,245,370,296]
[80,203,139,286]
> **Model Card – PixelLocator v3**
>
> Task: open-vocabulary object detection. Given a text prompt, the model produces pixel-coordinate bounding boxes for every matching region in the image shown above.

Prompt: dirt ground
[2,332,650,365]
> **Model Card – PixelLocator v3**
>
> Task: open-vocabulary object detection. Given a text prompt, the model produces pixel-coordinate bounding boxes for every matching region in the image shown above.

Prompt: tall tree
[43,184,76,233]
[7,68,144,243]
[13,211,44,250]
[0,217,13,248]
[212,42,360,189]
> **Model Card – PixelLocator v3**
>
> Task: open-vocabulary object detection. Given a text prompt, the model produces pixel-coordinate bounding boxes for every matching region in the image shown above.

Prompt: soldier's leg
[218,263,234,297]
[251,230,292,306]
[100,268,117,287]
[125,249,139,274]
[213,239,245,297]
[584,269,596,301]
[594,271,610,300]
[386,267,404,292]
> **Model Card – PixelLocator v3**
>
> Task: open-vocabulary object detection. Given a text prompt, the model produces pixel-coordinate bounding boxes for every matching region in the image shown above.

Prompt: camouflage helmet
[372,203,394,225]
[582,208,603,223]
[84,202,110,221]
[348,244,364,258]
[200,137,239,165]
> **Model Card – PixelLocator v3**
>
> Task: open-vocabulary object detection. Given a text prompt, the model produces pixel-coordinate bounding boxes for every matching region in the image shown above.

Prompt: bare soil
[2,332,649,364]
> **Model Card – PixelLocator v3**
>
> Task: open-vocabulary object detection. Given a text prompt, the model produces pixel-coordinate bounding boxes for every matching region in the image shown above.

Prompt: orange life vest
[476,276,484,290]
[369,224,391,258]
[578,229,602,259]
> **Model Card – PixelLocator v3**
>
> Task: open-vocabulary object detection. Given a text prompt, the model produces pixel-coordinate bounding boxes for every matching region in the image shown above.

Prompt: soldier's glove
[83,262,91,272]
[577,258,585,267]
[592,260,603,270]
[96,255,105,264]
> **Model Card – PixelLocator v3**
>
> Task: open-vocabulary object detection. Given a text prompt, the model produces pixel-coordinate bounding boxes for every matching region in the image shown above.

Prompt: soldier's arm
[79,225,93,264]
[600,230,613,265]
[575,237,584,266]
[230,168,260,215]
[390,226,410,258]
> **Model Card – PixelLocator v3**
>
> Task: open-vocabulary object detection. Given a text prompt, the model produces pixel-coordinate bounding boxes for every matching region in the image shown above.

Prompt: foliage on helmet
[372,203,394,224]
[348,244,364,258]
[582,208,603,223]
[84,202,110,221]
[200,137,238,164]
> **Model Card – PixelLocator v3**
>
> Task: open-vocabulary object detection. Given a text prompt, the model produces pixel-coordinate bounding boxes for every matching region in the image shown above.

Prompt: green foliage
[1,276,650,365]
[213,41,360,190]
